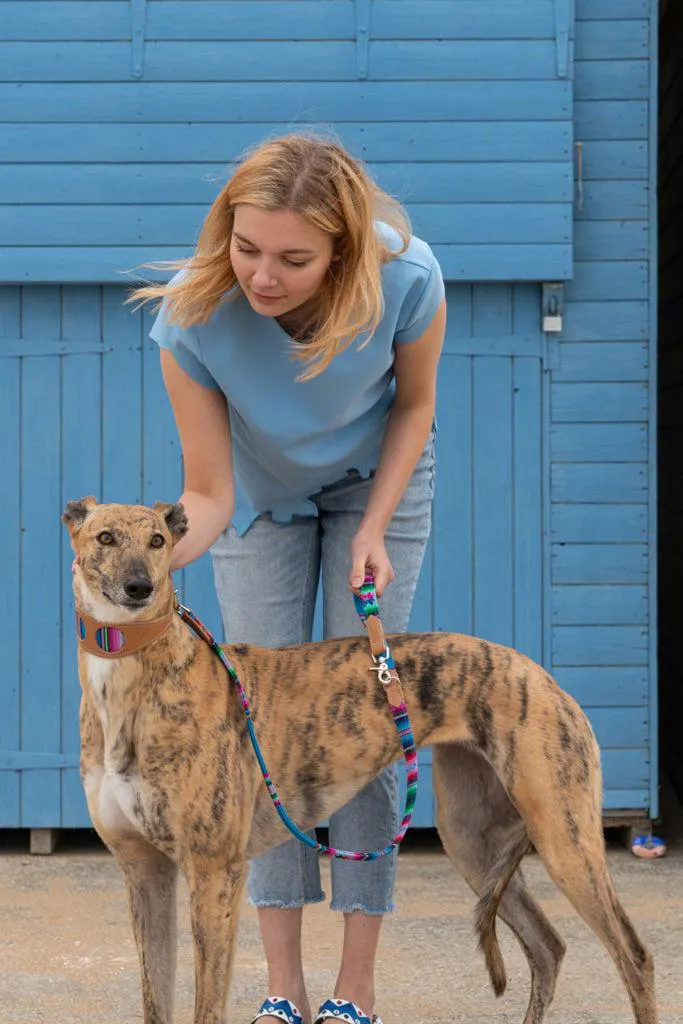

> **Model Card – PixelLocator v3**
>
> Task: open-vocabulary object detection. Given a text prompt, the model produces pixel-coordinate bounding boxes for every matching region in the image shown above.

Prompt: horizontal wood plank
[553,625,648,667]
[0,40,560,82]
[0,120,573,162]
[574,60,649,101]
[561,301,648,342]
[0,160,572,206]
[574,100,648,140]
[552,382,648,422]
[575,20,648,61]
[0,1,560,42]
[551,422,648,461]
[0,202,572,247]
[551,462,648,503]
[0,244,574,283]
[565,263,648,302]
[0,81,572,122]
[555,665,648,706]
[553,585,647,626]
[552,544,648,585]
[551,504,647,544]
[553,342,648,383]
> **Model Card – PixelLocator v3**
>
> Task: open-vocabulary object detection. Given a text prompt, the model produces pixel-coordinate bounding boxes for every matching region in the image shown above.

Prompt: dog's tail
[474,826,533,997]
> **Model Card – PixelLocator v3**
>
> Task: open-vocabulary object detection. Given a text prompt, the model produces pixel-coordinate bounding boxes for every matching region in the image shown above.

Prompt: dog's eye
[97,531,114,545]
[150,534,165,549]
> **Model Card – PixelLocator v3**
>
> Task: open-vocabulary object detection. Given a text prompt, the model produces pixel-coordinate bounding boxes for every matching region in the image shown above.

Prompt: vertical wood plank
[512,357,544,663]
[0,288,22,825]
[20,286,62,826]
[141,305,182,507]
[60,286,103,826]
[512,281,545,661]
[433,354,473,634]
[433,285,473,635]
[472,356,514,646]
[472,284,515,646]
[102,286,142,504]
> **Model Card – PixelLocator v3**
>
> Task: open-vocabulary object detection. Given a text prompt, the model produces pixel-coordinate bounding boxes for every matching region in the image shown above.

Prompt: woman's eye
[283,258,309,268]
[97,531,114,545]
[236,246,258,256]
[150,534,165,549]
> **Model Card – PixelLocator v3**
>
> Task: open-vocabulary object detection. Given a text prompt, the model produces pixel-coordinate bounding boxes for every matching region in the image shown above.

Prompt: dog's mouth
[102,589,152,611]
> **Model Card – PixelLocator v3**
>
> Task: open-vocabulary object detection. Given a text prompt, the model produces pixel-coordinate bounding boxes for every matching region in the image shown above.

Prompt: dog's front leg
[110,835,179,1024]
[186,858,248,1024]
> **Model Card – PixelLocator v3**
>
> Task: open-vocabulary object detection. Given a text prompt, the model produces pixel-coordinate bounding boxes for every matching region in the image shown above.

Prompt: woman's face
[230,205,335,318]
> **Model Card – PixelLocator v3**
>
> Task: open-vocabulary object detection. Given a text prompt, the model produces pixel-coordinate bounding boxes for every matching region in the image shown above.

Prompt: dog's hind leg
[432,743,566,1024]
[184,857,248,1024]
[512,765,657,1024]
[109,835,179,1024]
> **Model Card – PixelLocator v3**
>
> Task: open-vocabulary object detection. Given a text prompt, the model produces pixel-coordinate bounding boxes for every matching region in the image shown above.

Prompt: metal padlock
[543,314,563,332]
[542,284,563,333]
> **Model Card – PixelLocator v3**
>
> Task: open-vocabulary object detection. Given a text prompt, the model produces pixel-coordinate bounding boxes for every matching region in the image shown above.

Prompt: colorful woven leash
[176,575,418,861]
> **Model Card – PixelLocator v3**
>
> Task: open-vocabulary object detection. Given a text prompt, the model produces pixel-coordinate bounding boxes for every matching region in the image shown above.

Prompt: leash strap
[176,575,418,861]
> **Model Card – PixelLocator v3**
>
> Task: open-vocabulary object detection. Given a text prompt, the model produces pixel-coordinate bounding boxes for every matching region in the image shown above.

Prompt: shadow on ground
[1,786,681,1023]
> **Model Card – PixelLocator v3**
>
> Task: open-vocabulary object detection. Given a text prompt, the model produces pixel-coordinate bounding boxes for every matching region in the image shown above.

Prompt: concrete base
[29,829,60,856]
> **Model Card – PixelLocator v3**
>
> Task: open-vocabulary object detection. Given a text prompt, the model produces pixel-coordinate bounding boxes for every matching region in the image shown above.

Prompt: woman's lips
[251,291,284,304]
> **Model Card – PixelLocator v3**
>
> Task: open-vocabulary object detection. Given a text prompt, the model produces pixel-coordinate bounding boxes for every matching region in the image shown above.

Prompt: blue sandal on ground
[250,996,303,1024]
[314,998,383,1024]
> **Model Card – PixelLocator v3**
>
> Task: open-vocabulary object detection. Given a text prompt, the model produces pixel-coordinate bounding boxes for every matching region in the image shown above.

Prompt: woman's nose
[251,260,278,288]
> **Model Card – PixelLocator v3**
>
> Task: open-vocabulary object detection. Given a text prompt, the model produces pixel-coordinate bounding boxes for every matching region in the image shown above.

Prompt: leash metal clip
[369,647,393,687]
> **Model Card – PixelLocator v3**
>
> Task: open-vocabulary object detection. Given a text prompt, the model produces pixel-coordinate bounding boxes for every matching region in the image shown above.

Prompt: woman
[134,133,446,1024]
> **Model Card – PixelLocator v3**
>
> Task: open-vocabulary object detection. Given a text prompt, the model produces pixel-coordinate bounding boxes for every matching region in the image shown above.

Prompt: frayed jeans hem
[329,901,396,915]
[247,893,326,910]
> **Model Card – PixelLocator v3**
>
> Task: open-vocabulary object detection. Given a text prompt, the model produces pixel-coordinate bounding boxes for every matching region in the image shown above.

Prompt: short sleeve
[149,299,221,391]
[393,240,446,345]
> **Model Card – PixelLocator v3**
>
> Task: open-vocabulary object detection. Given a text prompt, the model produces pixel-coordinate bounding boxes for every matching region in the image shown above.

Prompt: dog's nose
[124,577,154,601]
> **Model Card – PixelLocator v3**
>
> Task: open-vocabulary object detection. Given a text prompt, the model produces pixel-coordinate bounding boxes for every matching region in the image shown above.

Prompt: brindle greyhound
[62,497,657,1024]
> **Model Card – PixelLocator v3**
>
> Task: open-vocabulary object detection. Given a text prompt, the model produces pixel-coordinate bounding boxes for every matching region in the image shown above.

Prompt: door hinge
[355,0,372,80]
[554,0,574,78]
[130,0,148,79]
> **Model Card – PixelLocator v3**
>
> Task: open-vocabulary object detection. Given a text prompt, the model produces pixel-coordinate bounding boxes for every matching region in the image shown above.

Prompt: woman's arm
[159,349,235,571]
[349,298,447,594]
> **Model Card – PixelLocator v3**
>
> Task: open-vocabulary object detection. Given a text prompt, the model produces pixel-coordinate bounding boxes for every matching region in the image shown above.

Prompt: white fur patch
[83,653,116,730]
[84,765,147,836]
[76,578,141,625]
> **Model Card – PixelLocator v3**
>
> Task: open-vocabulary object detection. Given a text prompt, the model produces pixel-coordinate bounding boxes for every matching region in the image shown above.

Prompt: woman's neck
[276,299,318,340]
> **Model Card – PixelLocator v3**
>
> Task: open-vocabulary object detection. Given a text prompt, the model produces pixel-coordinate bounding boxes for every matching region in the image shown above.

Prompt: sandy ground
[1,803,681,1024]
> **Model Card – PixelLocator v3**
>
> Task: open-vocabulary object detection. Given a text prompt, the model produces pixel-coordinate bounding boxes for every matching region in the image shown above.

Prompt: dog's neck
[74,577,178,659]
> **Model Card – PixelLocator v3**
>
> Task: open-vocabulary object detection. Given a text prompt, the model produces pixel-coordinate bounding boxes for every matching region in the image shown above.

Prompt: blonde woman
[135,134,446,1024]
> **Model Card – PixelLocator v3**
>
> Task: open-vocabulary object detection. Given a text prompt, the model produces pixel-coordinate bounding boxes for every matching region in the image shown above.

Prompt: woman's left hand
[349,529,395,596]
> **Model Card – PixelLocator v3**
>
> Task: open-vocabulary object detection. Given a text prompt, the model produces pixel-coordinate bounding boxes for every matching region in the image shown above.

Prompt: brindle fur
[63,498,657,1024]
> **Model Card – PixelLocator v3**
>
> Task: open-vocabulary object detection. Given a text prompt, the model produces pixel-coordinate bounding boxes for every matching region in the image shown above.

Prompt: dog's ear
[154,501,189,543]
[62,496,98,535]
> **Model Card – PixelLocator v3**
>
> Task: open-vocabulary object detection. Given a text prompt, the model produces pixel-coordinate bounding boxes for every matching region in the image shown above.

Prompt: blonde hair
[130,133,411,379]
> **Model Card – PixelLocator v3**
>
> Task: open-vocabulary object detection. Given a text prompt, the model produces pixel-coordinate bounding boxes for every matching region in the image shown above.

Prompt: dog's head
[62,497,188,616]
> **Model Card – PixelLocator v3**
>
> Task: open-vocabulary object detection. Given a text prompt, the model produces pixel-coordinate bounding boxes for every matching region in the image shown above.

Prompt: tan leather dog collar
[75,594,177,659]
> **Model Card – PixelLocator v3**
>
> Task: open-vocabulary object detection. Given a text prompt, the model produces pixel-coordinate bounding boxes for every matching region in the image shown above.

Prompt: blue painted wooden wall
[0,0,575,281]
[0,0,658,828]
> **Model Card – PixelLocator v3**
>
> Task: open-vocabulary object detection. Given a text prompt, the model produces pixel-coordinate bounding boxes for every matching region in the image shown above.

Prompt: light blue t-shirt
[150,231,445,535]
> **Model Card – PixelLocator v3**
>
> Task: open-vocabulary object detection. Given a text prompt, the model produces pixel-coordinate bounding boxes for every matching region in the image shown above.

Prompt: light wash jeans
[210,436,435,914]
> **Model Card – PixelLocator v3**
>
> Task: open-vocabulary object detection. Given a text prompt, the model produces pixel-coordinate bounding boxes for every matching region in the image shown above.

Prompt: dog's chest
[83,657,166,843]
[84,653,119,730]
